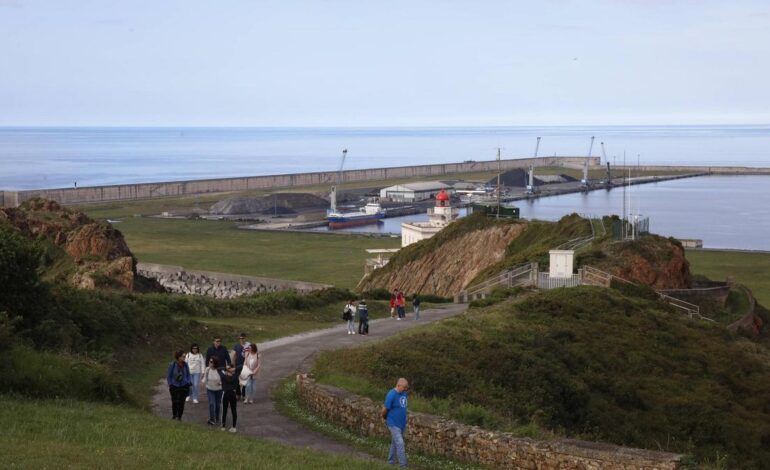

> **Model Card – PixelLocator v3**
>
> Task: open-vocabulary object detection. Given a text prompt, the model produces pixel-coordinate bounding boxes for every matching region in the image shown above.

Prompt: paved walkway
[151,304,467,456]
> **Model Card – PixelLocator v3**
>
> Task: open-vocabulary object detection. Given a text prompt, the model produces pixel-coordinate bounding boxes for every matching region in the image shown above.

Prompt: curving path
[151,304,467,456]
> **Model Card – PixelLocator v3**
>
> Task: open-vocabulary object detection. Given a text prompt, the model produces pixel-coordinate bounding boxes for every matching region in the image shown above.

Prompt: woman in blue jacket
[167,349,192,420]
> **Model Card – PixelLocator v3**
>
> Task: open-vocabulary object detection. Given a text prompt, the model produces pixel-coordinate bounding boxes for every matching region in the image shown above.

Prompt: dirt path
[151,304,467,457]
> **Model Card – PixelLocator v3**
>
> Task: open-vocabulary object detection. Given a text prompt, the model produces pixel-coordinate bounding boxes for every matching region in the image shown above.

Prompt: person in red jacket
[396,291,406,320]
[389,293,397,319]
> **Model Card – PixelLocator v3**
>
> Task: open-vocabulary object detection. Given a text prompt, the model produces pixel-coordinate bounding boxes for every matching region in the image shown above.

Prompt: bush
[0,345,128,403]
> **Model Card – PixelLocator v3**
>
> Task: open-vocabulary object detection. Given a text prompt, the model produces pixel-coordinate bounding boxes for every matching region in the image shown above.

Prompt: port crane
[601,141,611,186]
[329,149,347,214]
[581,136,595,189]
[526,137,541,195]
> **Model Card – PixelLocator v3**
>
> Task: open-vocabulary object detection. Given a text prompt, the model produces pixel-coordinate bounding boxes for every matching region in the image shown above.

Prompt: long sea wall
[1,156,598,207]
[295,371,683,470]
[137,262,330,298]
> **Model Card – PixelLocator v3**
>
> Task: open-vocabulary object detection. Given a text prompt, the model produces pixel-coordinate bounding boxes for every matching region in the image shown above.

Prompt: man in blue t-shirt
[381,377,409,467]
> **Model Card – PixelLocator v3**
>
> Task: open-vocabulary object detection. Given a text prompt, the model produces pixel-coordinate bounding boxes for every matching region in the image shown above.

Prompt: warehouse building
[379,181,454,202]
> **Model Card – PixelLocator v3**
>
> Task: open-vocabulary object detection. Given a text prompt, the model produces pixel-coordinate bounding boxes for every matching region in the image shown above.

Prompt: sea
[330,175,770,251]
[1,125,770,190]
[1,125,769,250]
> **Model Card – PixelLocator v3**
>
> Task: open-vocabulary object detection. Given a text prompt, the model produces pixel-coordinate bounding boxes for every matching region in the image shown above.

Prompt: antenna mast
[330,149,347,213]
[496,147,501,218]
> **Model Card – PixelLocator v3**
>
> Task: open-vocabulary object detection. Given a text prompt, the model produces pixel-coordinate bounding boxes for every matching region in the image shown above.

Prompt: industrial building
[379,181,453,202]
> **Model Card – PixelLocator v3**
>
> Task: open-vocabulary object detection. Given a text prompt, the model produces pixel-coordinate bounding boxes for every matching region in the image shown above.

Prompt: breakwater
[1,156,597,207]
[137,262,330,298]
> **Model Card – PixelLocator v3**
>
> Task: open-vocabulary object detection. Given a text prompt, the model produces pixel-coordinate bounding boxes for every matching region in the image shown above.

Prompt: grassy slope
[107,217,399,288]
[313,287,770,469]
[686,249,770,307]
[0,398,389,470]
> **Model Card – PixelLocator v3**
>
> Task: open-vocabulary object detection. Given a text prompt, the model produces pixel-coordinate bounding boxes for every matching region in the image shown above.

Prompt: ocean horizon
[2,124,770,190]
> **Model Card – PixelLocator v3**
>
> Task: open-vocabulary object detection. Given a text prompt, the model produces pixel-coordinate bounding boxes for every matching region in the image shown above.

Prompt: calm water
[326,176,770,251]
[1,125,770,190]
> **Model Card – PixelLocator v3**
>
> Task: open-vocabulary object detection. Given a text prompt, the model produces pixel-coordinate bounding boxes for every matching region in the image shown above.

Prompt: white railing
[538,272,582,289]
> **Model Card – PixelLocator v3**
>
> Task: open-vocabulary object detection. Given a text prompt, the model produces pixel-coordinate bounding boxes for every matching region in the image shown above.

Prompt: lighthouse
[401,189,460,247]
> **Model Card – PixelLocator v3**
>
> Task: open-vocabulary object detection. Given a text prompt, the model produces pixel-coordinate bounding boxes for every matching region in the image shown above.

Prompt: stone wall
[137,262,330,299]
[296,372,683,470]
[2,156,599,207]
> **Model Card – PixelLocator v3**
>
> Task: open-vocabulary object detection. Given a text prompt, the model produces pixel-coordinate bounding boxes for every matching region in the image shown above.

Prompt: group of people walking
[390,291,420,321]
[342,293,421,336]
[166,333,261,433]
[167,305,415,467]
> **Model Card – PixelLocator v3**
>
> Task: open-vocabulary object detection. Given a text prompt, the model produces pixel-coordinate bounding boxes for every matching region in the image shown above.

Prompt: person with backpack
[357,299,369,335]
[343,299,357,335]
[167,350,192,420]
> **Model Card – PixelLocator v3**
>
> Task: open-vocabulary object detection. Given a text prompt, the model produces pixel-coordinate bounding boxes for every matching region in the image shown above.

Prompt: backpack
[342,305,352,321]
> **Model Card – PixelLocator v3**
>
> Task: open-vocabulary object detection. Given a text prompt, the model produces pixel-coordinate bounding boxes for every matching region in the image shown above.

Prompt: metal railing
[537,272,582,289]
[456,262,537,302]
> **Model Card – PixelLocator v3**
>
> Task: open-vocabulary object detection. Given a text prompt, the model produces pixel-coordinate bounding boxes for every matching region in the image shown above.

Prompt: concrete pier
[1,156,599,207]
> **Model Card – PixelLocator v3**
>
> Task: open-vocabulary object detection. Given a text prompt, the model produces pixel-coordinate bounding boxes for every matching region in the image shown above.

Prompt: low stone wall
[137,262,330,298]
[296,372,683,470]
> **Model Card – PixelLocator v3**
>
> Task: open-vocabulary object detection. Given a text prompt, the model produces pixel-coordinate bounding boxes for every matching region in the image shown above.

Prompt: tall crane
[526,137,541,195]
[601,141,611,186]
[329,149,347,214]
[581,136,595,188]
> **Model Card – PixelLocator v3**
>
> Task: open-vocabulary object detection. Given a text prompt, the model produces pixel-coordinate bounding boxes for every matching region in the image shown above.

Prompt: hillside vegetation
[313,286,770,469]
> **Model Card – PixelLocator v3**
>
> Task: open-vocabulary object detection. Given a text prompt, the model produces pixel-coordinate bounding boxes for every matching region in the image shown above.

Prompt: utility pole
[496,147,501,218]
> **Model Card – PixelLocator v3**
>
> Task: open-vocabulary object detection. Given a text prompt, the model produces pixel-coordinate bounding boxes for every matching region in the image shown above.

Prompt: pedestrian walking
[396,291,406,320]
[205,336,231,368]
[389,293,397,319]
[381,377,409,467]
[185,343,204,404]
[202,356,223,425]
[219,364,239,432]
[240,343,261,404]
[344,299,357,335]
[358,299,369,335]
[412,295,421,321]
[167,350,192,420]
[233,333,248,399]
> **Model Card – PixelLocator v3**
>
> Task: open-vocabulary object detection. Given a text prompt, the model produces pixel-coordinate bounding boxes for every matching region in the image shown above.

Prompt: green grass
[108,217,400,288]
[686,249,770,307]
[312,287,770,469]
[0,396,389,469]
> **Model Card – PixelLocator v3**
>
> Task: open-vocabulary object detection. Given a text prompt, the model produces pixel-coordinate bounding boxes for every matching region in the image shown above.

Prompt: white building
[401,189,459,247]
[380,181,453,202]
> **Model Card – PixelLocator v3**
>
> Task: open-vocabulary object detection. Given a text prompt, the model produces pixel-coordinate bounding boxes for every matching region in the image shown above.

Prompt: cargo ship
[326,149,385,229]
[327,201,385,229]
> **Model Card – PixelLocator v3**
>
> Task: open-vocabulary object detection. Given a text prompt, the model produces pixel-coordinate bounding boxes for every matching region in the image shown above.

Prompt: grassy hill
[313,286,770,469]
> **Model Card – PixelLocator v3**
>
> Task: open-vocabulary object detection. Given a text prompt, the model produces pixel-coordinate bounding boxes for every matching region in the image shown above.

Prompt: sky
[1,0,769,127]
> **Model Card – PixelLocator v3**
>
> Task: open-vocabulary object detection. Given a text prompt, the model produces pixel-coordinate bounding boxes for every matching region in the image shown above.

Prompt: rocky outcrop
[360,224,527,297]
[584,236,692,289]
[0,198,136,290]
[209,193,329,215]
[137,262,330,299]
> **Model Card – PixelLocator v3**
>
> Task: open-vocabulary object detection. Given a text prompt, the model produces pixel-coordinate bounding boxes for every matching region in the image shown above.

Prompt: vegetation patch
[0,396,390,469]
[313,286,770,469]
